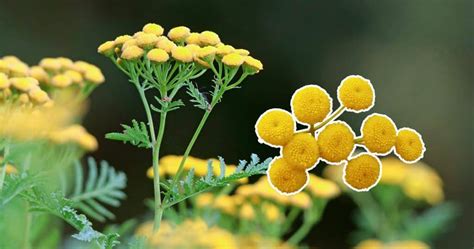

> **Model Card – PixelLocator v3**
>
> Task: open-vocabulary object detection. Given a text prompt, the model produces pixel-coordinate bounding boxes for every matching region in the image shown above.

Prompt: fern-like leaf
[106,120,152,149]
[186,82,209,110]
[68,158,127,222]
[164,154,270,208]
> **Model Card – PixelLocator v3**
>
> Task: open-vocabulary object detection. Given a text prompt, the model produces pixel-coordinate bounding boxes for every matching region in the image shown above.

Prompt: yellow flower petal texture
[291,85,332,125]
[337,75,375,112]
[361,113,397,155]
[255,108,295,147]
[268,157,308,194]
[395,128,425,163]
[343,153,381,191]
[282,133,319,170]
[317,121,355,163]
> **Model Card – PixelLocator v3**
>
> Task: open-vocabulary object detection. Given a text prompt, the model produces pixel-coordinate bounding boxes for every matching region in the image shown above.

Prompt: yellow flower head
[29,66,49,83]
[171,46,194,63]
[121,45,144,60]
[49,125,98,151]
[84,68,105,84]
[29,88,50,104]
[282,133,319,170]
[262,203,281,221]
[291,85,332,125]
[199,31,221,46]
[142,23,164,36]
[114,35,133,46]
[11,77,39,92]
[121,39,137,51]
[18,93,29,104]
[361,113,397,155]
[97,40,116,56]
[222,53,245,67]
[234,48,250,56]
[337,75,375,112]
[39,58,62,72]
[239,203,255,220]
[147,48,169,63]
[343,153,381,191]
[185,32,200,45]
[354,239,383,249]
[168,26,191,42]
[288,192,312,209]
[57,57,74,69]
[0,73,9,89]
[306,174,341,199]
[379,157,409,185]
[395,128,425,163]
[268,157,308,195]
[64,70,83,84]
[197,46,217,61]
[157,38,177,53]
[317,121,355,163]
[51,74,73,88]
[135,33,159,49]
[255,108,295,147]
[216,44,235,57]
[243,56,263,74]
[402,161,443,205]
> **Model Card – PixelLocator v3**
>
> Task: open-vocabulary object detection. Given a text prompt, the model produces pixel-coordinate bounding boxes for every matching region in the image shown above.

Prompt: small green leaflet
[106,120,152,149]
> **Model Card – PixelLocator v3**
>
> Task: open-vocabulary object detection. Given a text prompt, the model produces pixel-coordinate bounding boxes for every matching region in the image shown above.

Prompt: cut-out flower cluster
[255,75,425,194]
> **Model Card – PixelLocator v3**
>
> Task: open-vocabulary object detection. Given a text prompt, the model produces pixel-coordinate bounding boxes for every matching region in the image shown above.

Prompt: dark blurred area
[1,0,472,248]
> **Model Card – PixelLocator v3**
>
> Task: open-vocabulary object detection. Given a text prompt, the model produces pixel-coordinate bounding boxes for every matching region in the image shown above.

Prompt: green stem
[313,105,346,131]
[287,211,322,245]
[0,141,11,192]
[281,206,301,235]
[23,205,32,249]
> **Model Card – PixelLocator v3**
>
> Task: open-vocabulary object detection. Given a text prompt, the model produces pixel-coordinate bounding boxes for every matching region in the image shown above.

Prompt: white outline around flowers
[342,152,382,192]
[337,75,375,113]
[393,127,426,164]
[266,155,310,196]
[290,84,334,127]
[254,108,297,149]
[357,113,398,157]
[316,120,358,166]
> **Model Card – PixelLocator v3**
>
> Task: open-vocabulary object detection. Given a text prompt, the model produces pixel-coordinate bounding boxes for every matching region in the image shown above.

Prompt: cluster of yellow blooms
[193,174,340,222]
[146,155,247,183]
[324,157,443,205]
[255,75,425,194]
[354,239,430,249]
[98,23,263,74]
[0,55,102,151]
[135,218,294,249]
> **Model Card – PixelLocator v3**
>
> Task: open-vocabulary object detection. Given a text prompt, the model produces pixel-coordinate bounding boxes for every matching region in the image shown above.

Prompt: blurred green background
[1,0,472,248]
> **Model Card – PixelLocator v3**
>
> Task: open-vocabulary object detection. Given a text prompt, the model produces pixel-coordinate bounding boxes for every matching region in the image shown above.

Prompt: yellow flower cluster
[256,75,425,194]
[146,155,247,183]
[35,57,105,86]
[49,125,98,151]
[135,218,239,249]
[236,175,340,208]
[98,23,263,74]
[354,239,430,249]
[323,157,443,205]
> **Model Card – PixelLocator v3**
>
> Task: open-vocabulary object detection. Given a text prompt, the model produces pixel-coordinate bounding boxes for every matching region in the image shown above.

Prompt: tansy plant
[0,55,126,248]
[255,75,426,195]
[98,23,265,231]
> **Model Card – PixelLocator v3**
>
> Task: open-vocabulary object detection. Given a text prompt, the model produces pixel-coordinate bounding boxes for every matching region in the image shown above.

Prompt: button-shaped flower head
[171,46,194,63]
[0,73,9,89]
[255,108,295,147]
[243,56,263,74]
[291,85,332,125]
[317,121,355,163]
[222,53,245,67]
[361,113,397,155]
[168,26,191,43]
[147,48,169,63]
[268,157,308,195]
[199,31,221,46]
[337,75,375,112]
[282,133,319,170]
[121,45,144,60]
[10,77,39,92]
[142,23,164,36]
[97,41,116,56]
[395,128,425,163]
[343,153,382,191]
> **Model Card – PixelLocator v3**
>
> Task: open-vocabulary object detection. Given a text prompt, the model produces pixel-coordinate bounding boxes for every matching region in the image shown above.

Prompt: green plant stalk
[313,105,346,130]
[0,140,11,192]
[281,206,301,235]
[287,207,323,245]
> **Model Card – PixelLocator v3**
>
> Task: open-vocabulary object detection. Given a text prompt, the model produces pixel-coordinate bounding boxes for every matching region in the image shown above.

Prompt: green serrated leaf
[106,120,152,149]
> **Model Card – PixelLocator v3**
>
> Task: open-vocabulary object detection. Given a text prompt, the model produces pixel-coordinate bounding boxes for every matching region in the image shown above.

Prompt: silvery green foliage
[162,154,271,208]
[106,120,152,149]
[21,188,119,248]
[69,157,127,222]
[186,82,209,110]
